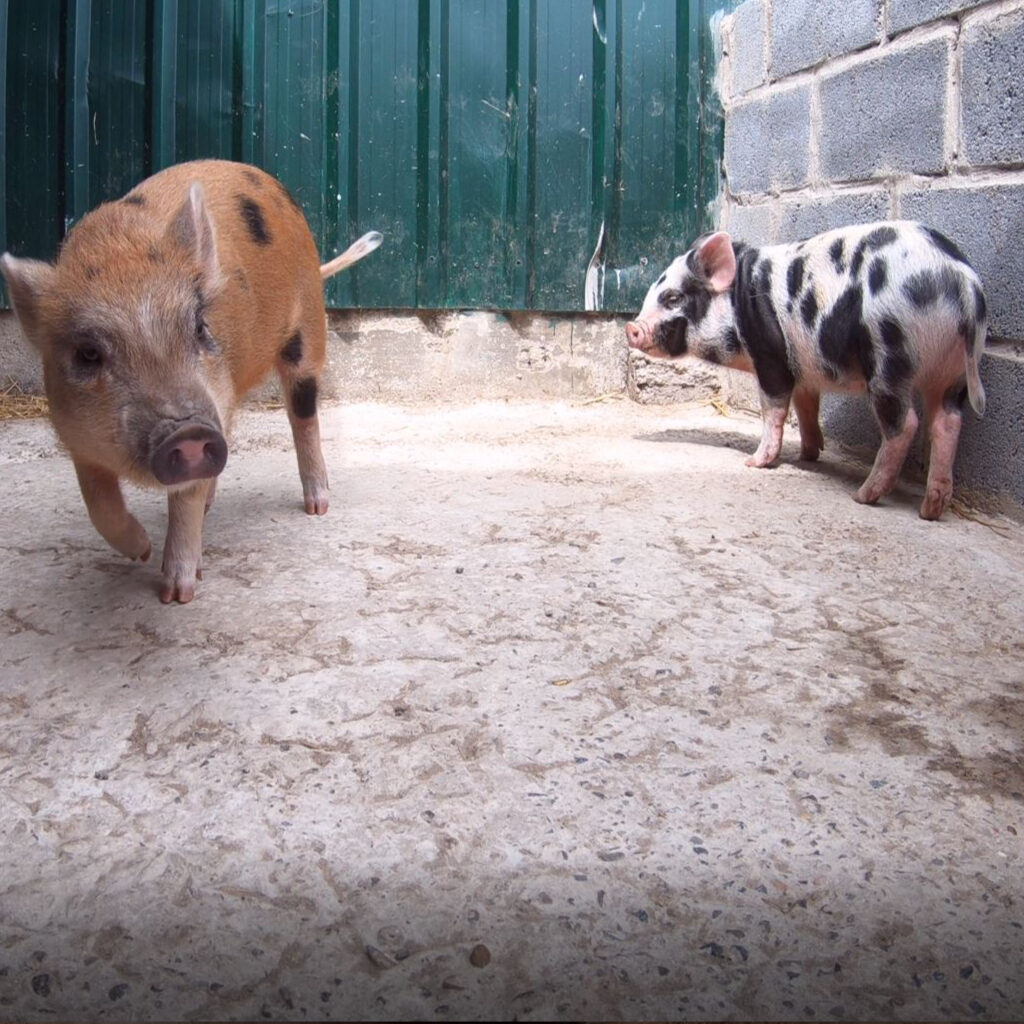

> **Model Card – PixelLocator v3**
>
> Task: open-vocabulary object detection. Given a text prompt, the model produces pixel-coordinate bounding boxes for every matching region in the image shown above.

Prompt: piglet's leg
[161,479,215,604]
[745,392,790,468]
[73,460,152,562]
[856,391,918,506]
[287,398,329,516]
[793,386,825,462]
[277,333,329,516]
[919,395,962,521]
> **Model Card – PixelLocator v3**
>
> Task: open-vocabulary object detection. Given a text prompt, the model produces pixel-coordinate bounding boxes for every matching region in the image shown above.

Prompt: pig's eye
[658,288,684,310]
[194,314,216,352]
[74,341,103,369]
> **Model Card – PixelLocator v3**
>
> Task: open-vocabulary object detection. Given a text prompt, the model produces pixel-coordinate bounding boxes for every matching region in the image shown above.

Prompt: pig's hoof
[304,493,329,516]
[798,445,821,463]
[744,453,777,469]
[853,487,879,506]
[160,578,196,604]
[159,563,199,604]
[919,492,948,521]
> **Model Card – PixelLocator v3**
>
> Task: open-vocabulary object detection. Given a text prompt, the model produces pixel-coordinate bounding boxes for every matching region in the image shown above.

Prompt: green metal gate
[0,0,733,312]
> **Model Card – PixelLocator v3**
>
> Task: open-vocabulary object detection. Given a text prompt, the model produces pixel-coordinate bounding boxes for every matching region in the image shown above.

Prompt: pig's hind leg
[277,320,330,516]
[73,461,152,562]
[855,386,918,507]
[793,386,825,462]
[918,384,965,521]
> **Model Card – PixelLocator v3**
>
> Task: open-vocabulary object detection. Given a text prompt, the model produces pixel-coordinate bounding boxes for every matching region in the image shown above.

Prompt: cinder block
[899,183,1024,340]
[722,201,773,244]
[728,0,766,96]
[725,85,811,195]
[819,37,949,182]
[775,191,891,242]
[771,0,881,78]
[961,8,1024,167]
[888,0,977,36]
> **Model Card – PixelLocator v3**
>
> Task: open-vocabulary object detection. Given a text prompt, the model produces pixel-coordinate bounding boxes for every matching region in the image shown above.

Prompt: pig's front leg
[745,392,790,468]
[73,460,152,562]
[792,386,825,462]
[161,479,215,604]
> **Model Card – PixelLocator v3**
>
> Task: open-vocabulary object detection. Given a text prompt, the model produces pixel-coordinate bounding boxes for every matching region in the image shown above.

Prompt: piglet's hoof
[160,562,202,604]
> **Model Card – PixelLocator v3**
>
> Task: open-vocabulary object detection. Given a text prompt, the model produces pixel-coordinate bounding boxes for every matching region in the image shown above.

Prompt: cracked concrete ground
[1,398,1023,1022]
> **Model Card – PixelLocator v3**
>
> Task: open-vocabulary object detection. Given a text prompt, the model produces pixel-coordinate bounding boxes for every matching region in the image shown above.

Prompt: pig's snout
[151,424,228,486]
[625,321,648,350]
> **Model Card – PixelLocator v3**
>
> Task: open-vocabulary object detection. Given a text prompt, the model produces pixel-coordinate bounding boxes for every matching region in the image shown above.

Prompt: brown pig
[1,159,381,603]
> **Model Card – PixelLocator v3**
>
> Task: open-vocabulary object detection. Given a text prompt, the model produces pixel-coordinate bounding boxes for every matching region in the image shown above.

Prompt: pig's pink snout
[151,425,228,486]
[625,322,647,349]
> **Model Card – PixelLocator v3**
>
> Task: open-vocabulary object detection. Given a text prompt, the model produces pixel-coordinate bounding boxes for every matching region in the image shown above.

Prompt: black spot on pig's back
[237,196,272,246]
[922,225,972,267]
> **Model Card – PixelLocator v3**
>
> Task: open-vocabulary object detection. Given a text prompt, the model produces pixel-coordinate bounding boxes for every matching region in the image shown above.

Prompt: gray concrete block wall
[718,0,1024,513]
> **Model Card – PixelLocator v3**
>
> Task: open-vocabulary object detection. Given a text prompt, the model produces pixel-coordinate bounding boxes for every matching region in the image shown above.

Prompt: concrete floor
[1,398,1022,1022]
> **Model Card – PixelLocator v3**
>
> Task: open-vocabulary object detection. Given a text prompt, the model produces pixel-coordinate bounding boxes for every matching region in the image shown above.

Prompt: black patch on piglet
[903,266,961,309]
[652,317,688,357]
[829,238,845,273]
[818,284,873,381]
[849,225,898,278]
[800,289,818,329]
[867,257,888,295]
[122,193,146,206]
[923,226,971,267]
[787,256,806,300]
[871,391,907,438]
[732,248,794,398]
[281,331,303,365]
[682,280,712,326]
[291,378,318,419]
[878,318,914,388]
[972,283,987,323]
[238,196,272,246]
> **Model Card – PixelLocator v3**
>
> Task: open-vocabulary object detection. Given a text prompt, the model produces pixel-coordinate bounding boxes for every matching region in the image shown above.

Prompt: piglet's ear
[1,254,57,349]
[167,183,224,294]
[696,232,736,293]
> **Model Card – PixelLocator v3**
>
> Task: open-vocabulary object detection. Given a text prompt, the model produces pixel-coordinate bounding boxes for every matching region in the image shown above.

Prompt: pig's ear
[167,183,224,293]
[696,232,736,293]
[1,254,57,347]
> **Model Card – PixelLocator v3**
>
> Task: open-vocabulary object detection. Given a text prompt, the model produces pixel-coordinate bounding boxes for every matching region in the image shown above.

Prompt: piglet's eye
[74,341,103,368]
[658,288,683,309]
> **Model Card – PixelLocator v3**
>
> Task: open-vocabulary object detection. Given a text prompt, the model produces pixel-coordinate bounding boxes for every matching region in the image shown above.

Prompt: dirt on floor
[1,398,1022,1022]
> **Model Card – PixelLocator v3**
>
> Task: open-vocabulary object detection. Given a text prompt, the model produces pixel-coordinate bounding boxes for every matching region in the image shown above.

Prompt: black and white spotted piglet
[625,221,987,520]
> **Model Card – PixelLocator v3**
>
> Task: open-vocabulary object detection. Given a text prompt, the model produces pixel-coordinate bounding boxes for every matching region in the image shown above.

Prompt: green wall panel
[1,0,734,312]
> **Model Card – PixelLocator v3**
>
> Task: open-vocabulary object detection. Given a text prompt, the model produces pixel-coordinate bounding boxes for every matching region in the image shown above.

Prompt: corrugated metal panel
[0,0,734,312]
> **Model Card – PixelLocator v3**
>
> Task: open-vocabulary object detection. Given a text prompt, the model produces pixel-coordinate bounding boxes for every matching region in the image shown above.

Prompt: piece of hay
[0,377,48,420]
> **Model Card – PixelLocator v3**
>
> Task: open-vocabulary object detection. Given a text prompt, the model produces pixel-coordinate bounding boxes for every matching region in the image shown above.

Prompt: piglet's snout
[625,322,648,349]
[151,424,228,486]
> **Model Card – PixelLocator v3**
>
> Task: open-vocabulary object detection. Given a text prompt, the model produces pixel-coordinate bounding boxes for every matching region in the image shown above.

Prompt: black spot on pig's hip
[291,378,318,419]
[281,331,303,365]
[237,196,272,246]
